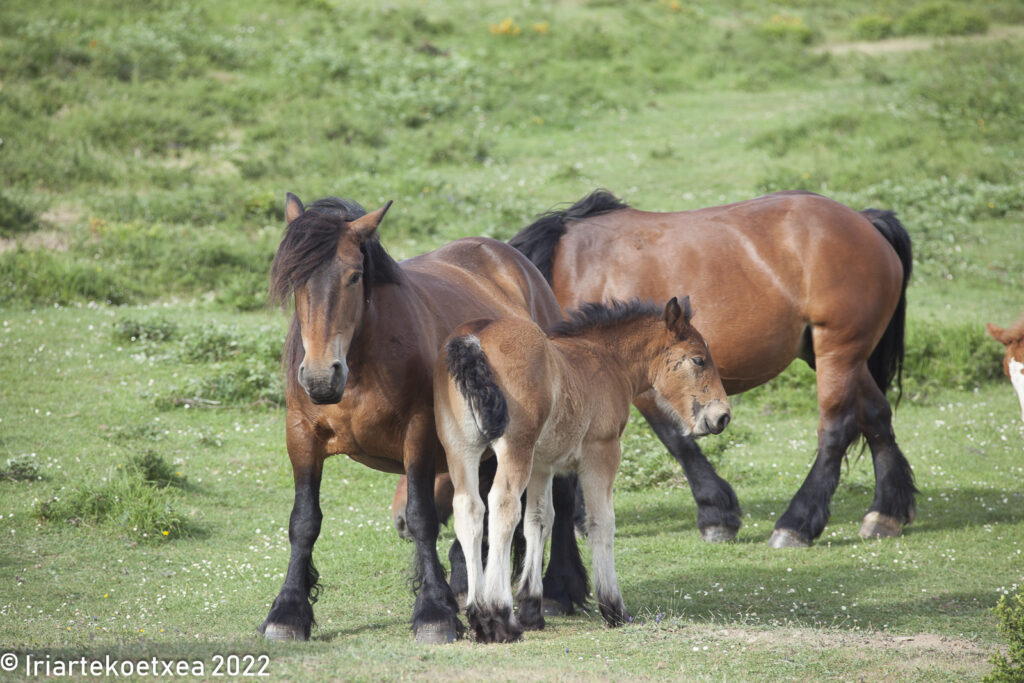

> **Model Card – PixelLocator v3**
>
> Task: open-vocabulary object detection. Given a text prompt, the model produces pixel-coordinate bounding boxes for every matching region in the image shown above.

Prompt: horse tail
[445,335,509,442]
[509,189,630,284]
[861,208,913,406]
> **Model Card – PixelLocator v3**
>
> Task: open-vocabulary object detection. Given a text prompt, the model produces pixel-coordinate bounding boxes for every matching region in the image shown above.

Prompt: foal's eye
[692,356,706,367]
[347,272,363,286]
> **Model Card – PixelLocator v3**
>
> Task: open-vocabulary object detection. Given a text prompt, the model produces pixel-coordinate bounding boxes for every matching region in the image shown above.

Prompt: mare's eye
[347,272,363,286]
[692,357,706,367]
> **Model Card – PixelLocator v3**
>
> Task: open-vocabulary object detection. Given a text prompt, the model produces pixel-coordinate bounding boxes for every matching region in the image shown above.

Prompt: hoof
[414,621,458,645]
[768,528,811,548]
[260,622,307,641]
[701,525,737,543]
[859,511,904,539]
[542,599,574,617]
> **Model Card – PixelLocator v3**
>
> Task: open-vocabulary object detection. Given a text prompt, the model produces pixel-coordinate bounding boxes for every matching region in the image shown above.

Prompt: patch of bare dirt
[819,24,1024,55]
[0,230,69,254]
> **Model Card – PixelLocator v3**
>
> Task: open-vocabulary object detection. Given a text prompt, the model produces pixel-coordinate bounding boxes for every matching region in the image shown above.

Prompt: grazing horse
[260,193,565,643]
[510,190,915,548]
[986,316,1024,424]
[435,298,730,642]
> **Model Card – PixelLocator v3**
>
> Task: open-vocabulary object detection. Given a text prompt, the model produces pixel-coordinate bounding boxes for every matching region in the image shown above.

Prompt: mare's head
[986,318,1024,425]
[651,297,731,437]
[270,193,396,404]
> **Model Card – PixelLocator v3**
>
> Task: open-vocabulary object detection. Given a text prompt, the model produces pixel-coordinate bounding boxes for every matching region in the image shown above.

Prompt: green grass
[1,0,1023,679]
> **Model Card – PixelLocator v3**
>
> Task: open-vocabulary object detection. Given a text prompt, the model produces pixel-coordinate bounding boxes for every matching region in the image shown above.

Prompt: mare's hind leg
[635,392,742,542]
[856,375,917,538]
[472,439,532,643]
[770,355,861,548]
[542,474,590,616]
[516,470,554,631]
[579,444,630,626]
[260,426,324,641]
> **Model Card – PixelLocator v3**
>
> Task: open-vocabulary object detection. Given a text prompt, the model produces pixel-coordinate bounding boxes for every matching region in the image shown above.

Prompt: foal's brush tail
[446,336,509,442]
[861,208,912,407]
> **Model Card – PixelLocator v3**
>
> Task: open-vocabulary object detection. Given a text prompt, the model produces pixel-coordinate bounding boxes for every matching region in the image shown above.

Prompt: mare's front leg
[260,420,325,641]
[635,392,742,542]
[404,415,463,644]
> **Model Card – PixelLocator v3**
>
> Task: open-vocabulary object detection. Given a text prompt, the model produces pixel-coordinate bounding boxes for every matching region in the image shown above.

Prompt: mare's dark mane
[509,189,630,284]
[269,196,402,306]
[551,299,660,338]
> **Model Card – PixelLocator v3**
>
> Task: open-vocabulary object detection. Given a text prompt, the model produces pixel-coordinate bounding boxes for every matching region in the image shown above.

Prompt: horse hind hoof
[542,599,574,617]
[260,622,308,641]
[768,528,811,548]
[859,511,904,539]
[414,622,458,645]
[701,525,737,543]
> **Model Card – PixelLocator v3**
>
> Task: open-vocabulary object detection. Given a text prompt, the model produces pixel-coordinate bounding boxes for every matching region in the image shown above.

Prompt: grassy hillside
[1,0,1022,679]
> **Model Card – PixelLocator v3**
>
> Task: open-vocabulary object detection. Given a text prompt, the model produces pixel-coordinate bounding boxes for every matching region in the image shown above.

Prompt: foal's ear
[285,192,305,224]
[349,200,394,241]
[664,296,694,328]
[986,322,1010,346]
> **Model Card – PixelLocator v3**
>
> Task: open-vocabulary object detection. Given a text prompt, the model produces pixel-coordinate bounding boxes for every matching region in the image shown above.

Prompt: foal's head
[270,193,395,404]
[650,297,731,437]
[986,318,1024,425]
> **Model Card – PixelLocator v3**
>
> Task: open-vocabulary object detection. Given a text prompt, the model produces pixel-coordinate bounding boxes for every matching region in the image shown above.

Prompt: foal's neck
[559,318,660,399]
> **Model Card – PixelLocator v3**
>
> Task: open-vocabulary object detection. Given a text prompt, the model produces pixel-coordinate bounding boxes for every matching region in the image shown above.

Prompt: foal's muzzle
[695,399,731,436]
[298,360,348,404]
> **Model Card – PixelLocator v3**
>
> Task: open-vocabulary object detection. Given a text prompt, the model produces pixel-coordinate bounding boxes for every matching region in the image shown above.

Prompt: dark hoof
[768,528,811,548]
[859,511,904,539]
[700,524,737,543]
[414,621,458,645]
[260,622,308,641]
[542,599,574,617]
[466,604,523,644]
[516,597,545,631]
[599,602,632,628]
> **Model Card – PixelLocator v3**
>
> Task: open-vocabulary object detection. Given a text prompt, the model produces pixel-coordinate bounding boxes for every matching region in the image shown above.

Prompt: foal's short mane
[268,196,402,306]
[551,299,660,338]
[509,189,630,284]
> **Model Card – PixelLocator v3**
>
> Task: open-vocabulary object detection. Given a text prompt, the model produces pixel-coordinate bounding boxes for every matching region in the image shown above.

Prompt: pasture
[1,0,1023,679]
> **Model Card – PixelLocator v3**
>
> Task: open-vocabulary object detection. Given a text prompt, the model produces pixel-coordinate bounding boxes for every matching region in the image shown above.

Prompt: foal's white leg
[578,446,630,626]
[515,469,553,630]
[448,447,485,612]
[477,438,531,642]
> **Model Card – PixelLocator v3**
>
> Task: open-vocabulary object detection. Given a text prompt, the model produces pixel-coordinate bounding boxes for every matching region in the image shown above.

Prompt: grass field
[1,0,1023,680]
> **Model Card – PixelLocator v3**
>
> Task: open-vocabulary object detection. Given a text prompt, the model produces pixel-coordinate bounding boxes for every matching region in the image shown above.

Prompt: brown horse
[392,473,454,539]
[260,193,565,643]
[510,190,915,548]
[986,316,1024,424]
[435,298,729,642]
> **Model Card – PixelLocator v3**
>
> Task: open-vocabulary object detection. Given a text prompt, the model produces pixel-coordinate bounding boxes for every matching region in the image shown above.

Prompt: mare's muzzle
[298,360,348,404]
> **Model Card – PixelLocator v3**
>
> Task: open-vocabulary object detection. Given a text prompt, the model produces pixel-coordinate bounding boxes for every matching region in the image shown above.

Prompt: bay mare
[260,193,572,643]
[510,190,915,549]
[436,298,729,642]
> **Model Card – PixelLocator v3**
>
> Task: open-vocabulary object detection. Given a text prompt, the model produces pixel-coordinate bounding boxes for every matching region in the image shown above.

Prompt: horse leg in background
[260,432,325,641]
[635,393,742,542]
[450,455,498,608]
[473,440,531,643]
[542,474,590,615]
[393,473,455,540]
[403,421,463,643]
[856,373,917,538]
[578,447,630,626]
[769,355,862,548]
[515,470,554,631]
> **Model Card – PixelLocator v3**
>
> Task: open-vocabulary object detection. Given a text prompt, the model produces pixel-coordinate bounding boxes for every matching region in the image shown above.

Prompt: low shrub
[985,590,1024,682]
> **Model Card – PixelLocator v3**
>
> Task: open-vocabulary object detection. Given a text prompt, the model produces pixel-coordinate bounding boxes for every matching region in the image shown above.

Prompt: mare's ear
[350,200,394,241]
[664,296,694,328]
[986,323,1010,346]
[285,193,305,224]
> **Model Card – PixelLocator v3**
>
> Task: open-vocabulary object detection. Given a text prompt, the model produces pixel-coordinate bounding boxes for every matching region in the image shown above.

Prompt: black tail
[860,208,912,406]
[509,189,630,284]
[446,335,508,442]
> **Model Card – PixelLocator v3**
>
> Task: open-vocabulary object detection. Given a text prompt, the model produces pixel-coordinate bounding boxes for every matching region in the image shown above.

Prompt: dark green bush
[852,14,894,40]
[896,2,988,37]
[985,590,1024,682]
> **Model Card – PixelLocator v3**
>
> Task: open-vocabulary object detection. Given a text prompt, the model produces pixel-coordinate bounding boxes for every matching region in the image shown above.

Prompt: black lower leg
[406,462,463,642]
[638,403,742,536]
[543,474,590,612]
